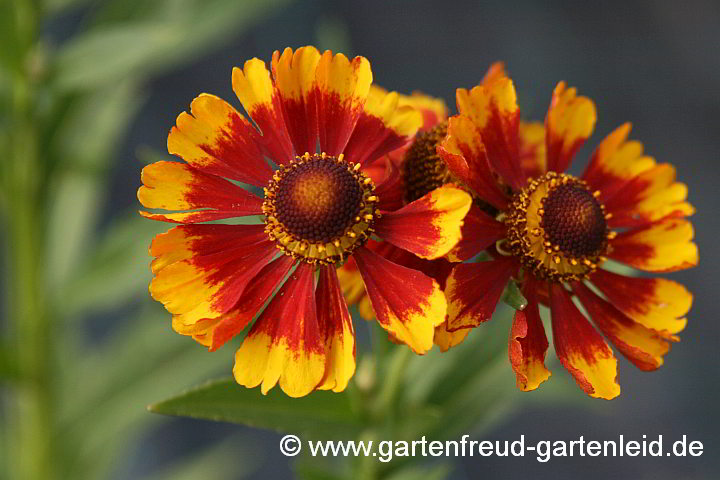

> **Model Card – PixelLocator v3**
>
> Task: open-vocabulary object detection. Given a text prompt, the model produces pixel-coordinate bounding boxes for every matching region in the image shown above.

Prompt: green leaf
[54,23,180,91]
[55,307,233,479]
[58,214,167,317]
[46,81,144,291]
[403,306,511,407]
[149,378,363,438]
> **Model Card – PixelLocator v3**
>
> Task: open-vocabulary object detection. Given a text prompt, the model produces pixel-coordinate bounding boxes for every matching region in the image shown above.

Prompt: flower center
[402,122,453,203]
[541,183,607,258]
[504,172,614,281]
[263,153,377,265]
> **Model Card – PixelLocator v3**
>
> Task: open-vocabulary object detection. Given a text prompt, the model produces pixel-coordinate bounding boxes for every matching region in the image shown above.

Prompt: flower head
[138,46,472,397]
[424,64,696,399]
[335,90,473,350]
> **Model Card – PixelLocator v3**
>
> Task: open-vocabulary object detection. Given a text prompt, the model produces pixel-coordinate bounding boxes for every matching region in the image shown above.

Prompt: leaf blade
[149,378,363,438]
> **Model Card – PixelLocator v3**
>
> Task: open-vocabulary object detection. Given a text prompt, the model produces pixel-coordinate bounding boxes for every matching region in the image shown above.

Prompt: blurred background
[1,0,718,478]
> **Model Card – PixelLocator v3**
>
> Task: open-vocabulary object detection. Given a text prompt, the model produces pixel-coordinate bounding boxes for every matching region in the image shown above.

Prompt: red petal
[150,224,277,330]
[509,277,551,391]
[232,59,295,164]
[549,283,620,400]
[138,161,263,223]
[437,115,510,210]
[209,255,296,351]
[233,262,326,397]
[353,246,446,354]
[445,258,517,330]
[271,47,321,156]
[316,266,356,392]
[608,219,697,272]
[167,94,274,186]
[374,185,471,259]
[371,156,406,211]
[446,204,506,262]
[545,82,596,174]
[573,281,673,371]
[590,268,690,334]
[313,51,372,156]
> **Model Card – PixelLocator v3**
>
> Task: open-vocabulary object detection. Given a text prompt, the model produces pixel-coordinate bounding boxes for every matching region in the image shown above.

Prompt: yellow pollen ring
[262,152,377,266]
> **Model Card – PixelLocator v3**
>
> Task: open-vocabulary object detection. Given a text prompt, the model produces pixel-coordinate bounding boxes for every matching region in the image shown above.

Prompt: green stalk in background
[6,1,54,479]
[1,1,293,479]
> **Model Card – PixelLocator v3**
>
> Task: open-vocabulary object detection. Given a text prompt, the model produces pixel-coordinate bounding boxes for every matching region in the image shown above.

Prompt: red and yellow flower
[138,46,472,397]
[420,64,695,399]
[335,90,472,350]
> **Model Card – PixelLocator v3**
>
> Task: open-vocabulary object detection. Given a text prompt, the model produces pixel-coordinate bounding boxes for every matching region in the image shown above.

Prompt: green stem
[6,1,53,479]
[8,186,53,480]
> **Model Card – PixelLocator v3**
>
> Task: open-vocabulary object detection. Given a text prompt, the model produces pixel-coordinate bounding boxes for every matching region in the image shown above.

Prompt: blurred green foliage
[1,0,290,479]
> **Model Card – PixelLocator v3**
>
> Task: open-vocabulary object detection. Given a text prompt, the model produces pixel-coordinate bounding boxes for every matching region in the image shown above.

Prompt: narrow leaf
[149,379,362,438]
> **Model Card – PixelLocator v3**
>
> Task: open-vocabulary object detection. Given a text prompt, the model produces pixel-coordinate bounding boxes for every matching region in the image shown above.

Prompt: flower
[338,85,548,352]
[426,63,696,399]
[335,90,471,350]
[138,46,472,397]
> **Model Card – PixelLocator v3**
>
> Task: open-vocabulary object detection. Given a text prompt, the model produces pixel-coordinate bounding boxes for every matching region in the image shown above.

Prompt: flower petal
[313,50,372,156]
[232,58,294,163]
[395,89,448,131]
[446,204,506,262]
[445,258,517,331]
[316,266,356,392]
[138,161,263,223]
[271,46,322,155]
[167,93,273,186]
[549,283,620,400]
[590,268,690,334]
[509,278,551,391]
[545,82,596,174]
[609,219,698,272]
[518,121,546,179]
[336,254,374,320]
[374,185,472,259]
[150,224,276,331]
[455,75,524,189]
[434,321,470,352]
[371,156,406,211]
[573,282,673,371]
[581,123,654,200]
[343,88,423,166]
[604,163,695,228]
[437,114,510,210]
[206,255,296,351]
[353,246,446,354]
[233,263,325,397]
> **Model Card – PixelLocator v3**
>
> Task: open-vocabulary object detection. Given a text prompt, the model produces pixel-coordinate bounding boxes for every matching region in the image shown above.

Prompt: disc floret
[504,172,615,281]
[402,122,454,203]
[263,152,378,265]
